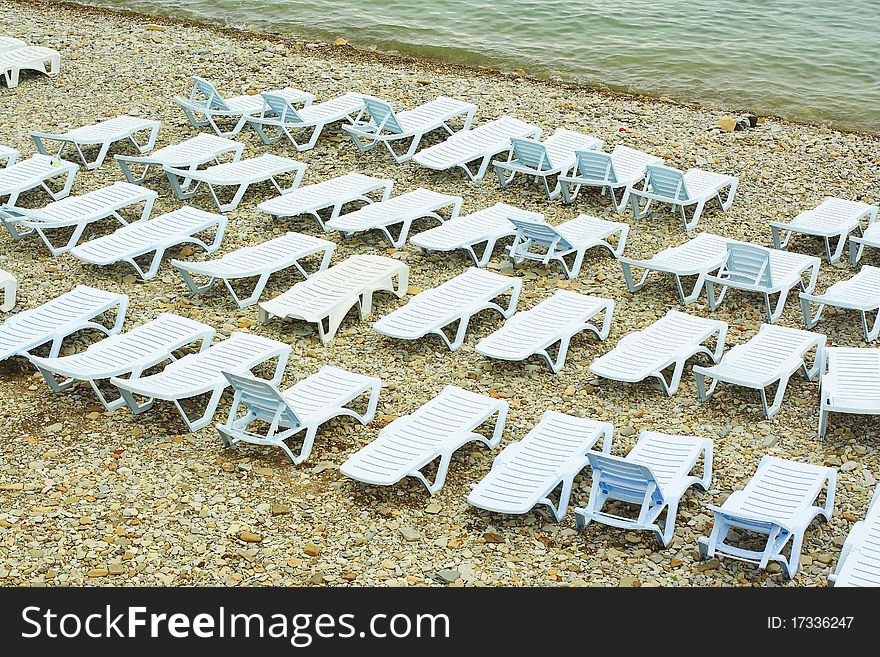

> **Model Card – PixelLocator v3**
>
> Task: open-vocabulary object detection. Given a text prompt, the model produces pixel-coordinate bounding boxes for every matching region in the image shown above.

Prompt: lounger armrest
[29,130,66,141]
[491,441,523,467]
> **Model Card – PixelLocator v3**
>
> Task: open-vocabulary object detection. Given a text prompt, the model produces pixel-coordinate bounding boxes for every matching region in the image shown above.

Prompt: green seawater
[63,0,880,132]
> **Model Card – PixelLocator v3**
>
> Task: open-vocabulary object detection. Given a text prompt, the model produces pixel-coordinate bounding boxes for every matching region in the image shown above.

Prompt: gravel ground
[1,0,879,588]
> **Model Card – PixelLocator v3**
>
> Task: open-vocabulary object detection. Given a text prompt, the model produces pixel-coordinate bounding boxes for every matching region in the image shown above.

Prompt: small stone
[625,533,641,544]
[717,117,739,132]
[483,531,505,544]
[46,423,63,434]
[400,527,420,542]
[436,569,459,584]
[800,555,813,567]
[308,572,324,585]
[304,543,321,556]
[239,532,262,543]
[341,572,357,581]
[287,559,303,568]
[87,568,108,577]
[425,503,442,514]
[271,503,291,516]
[817,554,833,564]
[85,412,101,420]
[122,507,138,517]
[841,512,857,521]
[335,37,348,46]
[696,559,720,572]
[670,558,684,567]
[0,483,23,491]
[108,563,125,575]
[841,461,858,472]
[310,461,336,474]
[145,24,166,31]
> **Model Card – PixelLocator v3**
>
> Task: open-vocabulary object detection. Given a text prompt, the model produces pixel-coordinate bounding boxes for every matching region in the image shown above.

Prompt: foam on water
[66,0,879,132]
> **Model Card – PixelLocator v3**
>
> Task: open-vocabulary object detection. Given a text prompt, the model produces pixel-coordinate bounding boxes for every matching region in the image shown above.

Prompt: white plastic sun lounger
[216,366,382,464]
[619,233,730,304]
[410,203,542,267]
[0,182,157,255]
[172,231,335,308]
[629,164,739,232]
[818,347,880,439]
[0,37,28,53]
[174,76,315,138]
[340,385,508,494]
[475,291,614,373]
[325,188,462,248]
[468,412,613,521]
[559,145,663,212]
[0,145,19,168]
[693,324,825,418]
[698,455,836,579]
[342,95,477,163]
[589,310,728,396]
[164,154,306,212]
[801,266,880,341]
[574,431,713,547]
[374,268,522,351]
[0,269,15,312]
[111,332,291,432]
[850,222,880,267]
[115,133,244,188]
[0,46,60,88]
[27,313,215,411]
[69,206,227,280]
[829,485,880,587]
[0,285,128,361]
[259,255,408,344]
[30,115,161,170]
[705,242,821,323]
[507,214,629,279]
[412,115,542,181]
[257,172,393,231]
[0,154,78,206]
[492,128,604,199]
[248,91,366,151]
[770,197,878,264]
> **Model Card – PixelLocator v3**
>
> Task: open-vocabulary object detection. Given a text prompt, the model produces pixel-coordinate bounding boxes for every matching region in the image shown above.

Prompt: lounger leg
[719,180,738,211]
[127,249,164,281]
[799,295,825,329]
[177,267,217,295]
[0,275,16,312]
[694,370,720,402]
[619,261,652,295]
[0,212,36,241]
[818,406,829,439]
[760,376,790,419]
[35,366,75,393]
[42,167,77,201]
[174,386,226,432]
[117,387,156,414]
[252,122,286,145]
[611,185,631,214]
[863,309,880,342]
[116,158,149,185]
[850,240,865,267]
[628,192,652,220]
[493,164,518,189]
[770,225,792,250]
[165,171,202,201]
[704,280,727,311]
[765,289,790,323]
[683,201,704,232]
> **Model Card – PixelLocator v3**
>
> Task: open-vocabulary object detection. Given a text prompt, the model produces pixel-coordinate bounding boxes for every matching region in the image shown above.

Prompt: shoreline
[0,0,879,588]
[19,0,879,138]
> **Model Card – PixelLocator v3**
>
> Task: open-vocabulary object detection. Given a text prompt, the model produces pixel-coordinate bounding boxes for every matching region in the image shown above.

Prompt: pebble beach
[1,0,879,588]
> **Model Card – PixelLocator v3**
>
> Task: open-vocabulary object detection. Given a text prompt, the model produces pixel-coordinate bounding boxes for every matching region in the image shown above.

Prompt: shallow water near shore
[60,0,880,133]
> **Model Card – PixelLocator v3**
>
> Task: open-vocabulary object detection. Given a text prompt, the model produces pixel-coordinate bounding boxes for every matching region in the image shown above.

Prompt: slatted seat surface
[0,285,127,359]
[412,115,541,171]
[713,456,831,527]
[0,155,78,202]
[823,348,880,412]
[278,366,376,421]
[831,488,880,587]
[0,37,28,53]
[695,324,823,388]
[326,188,460,233]
[28,313,213,379]
[259,255,406,323]
[475,291,612,361]
[374,268,519,341]
[111,332,288,400]
[46,116,159,144]
[16,181,155,228]
[378,97,476,134]
[69,206,225,265]
[174,232,333,280]
[340,385,504,486]
[809,266,880,309]
[118,133,243,169]
[411,203,539,252]
[589,310,725,382]
[467,411,611,515]
[257,172,392,218]
[776,197,878,236]
[622,233,729,275]
[175,154,304,186]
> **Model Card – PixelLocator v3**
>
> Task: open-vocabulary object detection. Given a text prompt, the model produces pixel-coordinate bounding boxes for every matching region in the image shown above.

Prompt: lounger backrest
[587,452,664,505]
[574,150,616,183]
[223,370,302,429]
[508,217,572,251]
[190,76,230,111]
[510,137,553,171]
[722,242,772,288]
[361,97,404,134]
[645,165,689,201]
[260,92,304,123]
